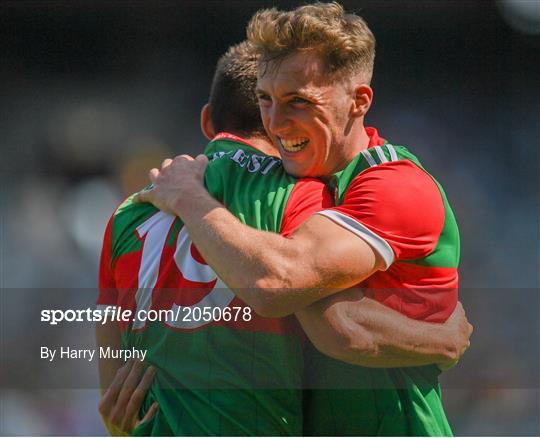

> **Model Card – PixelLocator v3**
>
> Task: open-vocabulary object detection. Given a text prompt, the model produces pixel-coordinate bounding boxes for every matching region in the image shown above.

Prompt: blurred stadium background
[0,0,538,435]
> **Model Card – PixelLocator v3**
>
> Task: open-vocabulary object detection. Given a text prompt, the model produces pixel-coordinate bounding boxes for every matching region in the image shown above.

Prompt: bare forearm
[172,190,306,315]
[297,291,456,368]
[344,298,455,367]
[135,158,381,316]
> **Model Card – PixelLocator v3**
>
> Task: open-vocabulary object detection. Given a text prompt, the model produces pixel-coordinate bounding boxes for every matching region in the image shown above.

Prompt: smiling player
[101,31,470,435]
[136,3,466,436]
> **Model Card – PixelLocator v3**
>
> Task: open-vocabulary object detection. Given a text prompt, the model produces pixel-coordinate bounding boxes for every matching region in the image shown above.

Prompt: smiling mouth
[279,137,309,153]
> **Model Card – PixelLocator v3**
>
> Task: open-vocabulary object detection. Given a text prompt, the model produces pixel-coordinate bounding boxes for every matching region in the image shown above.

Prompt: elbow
[251,302,291,318]
[312,325,380,365]
[248,277,295,318]
[330,335,380,365]
[244,248,304,318]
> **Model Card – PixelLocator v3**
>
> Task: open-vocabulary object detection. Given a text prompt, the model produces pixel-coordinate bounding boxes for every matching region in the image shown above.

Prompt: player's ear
[350,84,373,118]
[200,103,216,140]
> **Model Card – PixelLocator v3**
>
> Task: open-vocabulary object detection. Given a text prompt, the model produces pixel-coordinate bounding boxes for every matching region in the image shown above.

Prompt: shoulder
[348,158,442,203]
[111,193,160,230]
[326,157,446,263]
[108,193,161,259]
[340,140,443,209]
[281,178,331,236]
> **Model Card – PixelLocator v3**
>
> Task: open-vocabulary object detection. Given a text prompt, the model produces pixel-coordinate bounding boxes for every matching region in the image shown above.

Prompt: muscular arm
[134,155,471,367]
[178,195,378,317]
[135,156,381,317]
[297,290,471,368]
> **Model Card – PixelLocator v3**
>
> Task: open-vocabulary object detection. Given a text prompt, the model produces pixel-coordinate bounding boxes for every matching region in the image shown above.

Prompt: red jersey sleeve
[280,178,333,237]
[97,214,118,306]
[318,160,445,269]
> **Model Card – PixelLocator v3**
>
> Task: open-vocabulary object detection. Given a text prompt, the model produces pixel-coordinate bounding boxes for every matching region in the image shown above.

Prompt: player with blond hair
[137,2,465,435]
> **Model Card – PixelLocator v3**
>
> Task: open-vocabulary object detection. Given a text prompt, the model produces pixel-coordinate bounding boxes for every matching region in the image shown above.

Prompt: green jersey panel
[305,131,459,437]
[100,134,326,436]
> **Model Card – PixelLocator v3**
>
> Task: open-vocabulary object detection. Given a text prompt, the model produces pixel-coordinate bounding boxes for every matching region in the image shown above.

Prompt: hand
[438,301,473,370]
[133,154,209,215]
[98,359,159,436]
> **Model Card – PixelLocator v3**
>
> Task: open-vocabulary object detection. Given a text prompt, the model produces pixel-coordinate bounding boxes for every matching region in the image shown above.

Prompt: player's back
[99,133,328,436]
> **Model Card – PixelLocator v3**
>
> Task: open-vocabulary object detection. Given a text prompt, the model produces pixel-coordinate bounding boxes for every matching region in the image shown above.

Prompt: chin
[282,161,309,178]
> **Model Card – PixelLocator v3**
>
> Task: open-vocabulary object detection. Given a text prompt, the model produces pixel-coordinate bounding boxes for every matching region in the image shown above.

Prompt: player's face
[256,51,357,178]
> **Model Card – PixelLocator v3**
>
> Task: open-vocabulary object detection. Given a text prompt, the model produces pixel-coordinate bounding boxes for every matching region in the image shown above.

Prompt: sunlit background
[1,0,539,435]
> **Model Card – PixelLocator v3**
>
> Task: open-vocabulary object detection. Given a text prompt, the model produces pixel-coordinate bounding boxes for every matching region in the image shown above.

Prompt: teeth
[280,137,309,152]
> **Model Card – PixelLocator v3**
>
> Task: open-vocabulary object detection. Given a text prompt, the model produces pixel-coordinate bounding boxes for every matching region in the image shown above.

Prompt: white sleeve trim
[316,210,395,270]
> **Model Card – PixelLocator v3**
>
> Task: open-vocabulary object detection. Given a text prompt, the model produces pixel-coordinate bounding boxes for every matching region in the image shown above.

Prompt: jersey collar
[366,127,386,148]
[214,129,385,154]
[212,132,267,153]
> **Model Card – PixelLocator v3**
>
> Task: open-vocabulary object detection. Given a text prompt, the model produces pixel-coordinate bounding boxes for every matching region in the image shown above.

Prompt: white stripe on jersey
[361,150,377,167]
[316,210,395,270]
[387,144,398,162]
[374,146,389,163]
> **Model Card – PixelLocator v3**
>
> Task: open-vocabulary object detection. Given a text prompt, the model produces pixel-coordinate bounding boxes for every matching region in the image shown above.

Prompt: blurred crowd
[0,1,538,435]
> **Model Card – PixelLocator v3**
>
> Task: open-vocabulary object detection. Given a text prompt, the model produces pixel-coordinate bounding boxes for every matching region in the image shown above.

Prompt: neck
[333,125,370,173]
[243,136,280,157]
[356,126,371,152]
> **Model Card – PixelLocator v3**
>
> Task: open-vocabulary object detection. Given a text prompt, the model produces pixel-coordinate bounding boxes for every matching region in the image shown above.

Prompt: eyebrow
[255,88,314,99]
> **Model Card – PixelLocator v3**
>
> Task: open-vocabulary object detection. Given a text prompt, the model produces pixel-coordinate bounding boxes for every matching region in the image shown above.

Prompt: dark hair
[209,41,266,137]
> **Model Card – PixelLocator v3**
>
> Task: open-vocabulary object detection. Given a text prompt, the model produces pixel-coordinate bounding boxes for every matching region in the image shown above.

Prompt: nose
[266,103,291,136]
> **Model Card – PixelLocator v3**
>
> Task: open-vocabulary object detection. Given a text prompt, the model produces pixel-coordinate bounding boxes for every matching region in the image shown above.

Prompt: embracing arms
[133,154,472,368]
[134,155,382,317]
[297,290,470,369]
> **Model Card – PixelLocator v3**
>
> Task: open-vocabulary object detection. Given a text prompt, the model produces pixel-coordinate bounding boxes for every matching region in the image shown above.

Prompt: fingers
[149,168,160,183]
[133,153,207,210]
[162,155,193,168]
[195,154,209,173]
[450,302,464,319]
[140,154,201,188]
[99,360,158,434]
[121,366,157,430]
[455,301,473,341]
[138,401,159,426]
[466,322,473,350]
[132,192,143,204]
[195,154,209,164]
[109,359,146,424]
[99,360,134,416]
[161,158,173,169]
[132,185,153,204]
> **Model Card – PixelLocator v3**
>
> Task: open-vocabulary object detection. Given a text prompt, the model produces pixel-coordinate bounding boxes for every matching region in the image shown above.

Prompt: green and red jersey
[98,133,330,436]
[99,127,460,436]
[321,127,459,321]
[305,127,459,436]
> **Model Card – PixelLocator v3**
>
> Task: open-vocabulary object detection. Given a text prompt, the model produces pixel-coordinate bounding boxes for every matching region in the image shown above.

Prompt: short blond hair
[247,2,375,83]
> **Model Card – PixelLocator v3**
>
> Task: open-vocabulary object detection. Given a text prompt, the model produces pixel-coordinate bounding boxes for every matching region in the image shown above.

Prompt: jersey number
[133,212,235,329]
